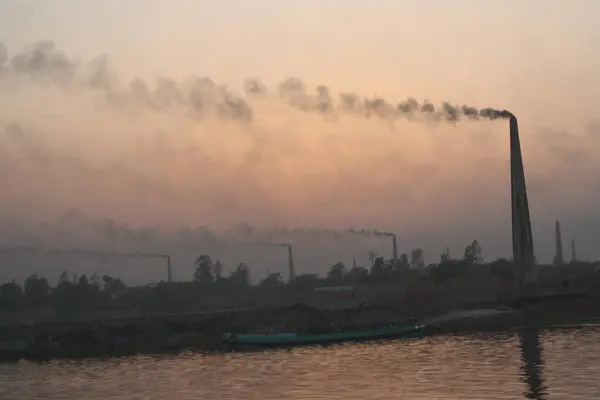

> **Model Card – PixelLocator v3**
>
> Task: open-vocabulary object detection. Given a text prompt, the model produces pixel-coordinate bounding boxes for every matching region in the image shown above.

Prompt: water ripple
[2,328,600,399]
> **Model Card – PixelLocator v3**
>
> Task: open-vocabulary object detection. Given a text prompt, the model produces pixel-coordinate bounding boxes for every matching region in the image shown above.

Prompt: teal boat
[222,323,426,347]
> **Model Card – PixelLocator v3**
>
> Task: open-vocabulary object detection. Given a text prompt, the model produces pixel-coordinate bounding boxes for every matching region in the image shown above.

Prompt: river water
[2,327,600,399]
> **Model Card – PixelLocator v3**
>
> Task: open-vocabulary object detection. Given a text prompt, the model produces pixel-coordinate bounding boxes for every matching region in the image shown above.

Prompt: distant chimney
[166,255,172,282]
[287,244,295,281]
[571,238,577,263]
[554,221,564,266]
[391,234,398,264]
[352,257,357,269]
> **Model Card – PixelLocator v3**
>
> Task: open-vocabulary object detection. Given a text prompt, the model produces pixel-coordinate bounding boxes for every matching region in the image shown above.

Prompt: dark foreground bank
[1,292,599,362]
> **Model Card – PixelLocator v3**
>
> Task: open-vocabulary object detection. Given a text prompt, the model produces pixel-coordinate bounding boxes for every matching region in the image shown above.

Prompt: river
[2,327,600,399]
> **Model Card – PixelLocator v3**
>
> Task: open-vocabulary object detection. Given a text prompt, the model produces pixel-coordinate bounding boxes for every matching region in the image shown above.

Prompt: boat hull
[222,324,426,347]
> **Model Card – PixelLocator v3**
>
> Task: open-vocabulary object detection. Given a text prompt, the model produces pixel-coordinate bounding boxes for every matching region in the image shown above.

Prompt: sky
[1,0,600,283]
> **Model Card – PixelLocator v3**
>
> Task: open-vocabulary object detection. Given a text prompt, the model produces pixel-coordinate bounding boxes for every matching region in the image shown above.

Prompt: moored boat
[222,323,426,347]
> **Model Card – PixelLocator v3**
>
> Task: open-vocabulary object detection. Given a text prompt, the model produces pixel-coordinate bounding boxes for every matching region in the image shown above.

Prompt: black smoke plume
[0,40,512,124]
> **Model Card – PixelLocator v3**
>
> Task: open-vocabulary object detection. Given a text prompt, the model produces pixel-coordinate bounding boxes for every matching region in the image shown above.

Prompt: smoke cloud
[1,40,599,282]
[0,41,512,125]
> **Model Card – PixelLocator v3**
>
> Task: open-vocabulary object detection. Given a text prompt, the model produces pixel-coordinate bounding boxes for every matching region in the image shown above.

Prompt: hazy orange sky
[1,0,600,281]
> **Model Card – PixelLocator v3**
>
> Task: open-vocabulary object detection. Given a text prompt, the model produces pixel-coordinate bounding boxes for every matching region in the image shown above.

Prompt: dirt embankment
[0,304,414,361]
[2,284,600,362]
[425,292,600,334]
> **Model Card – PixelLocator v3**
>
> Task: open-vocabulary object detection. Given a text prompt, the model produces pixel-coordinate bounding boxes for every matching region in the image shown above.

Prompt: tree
[464,240,483,264]
[102,275,127,298]
[411,249,425,269]
[368,251,377,267]
[430,260,470,285]
[258,272,284,289]
[214,260,224,281]
[52,277,75,311]
[387,253,410,275]
[0,282,26,310]
[399,253,410,268]
[230,263,251,286]
[90,273,101,288]
[24,274,51,307]
[78,274,90,287]
[440,248,451,263]
[346,266,369,283]
[327,261,346,284]
[292,273,320,288]
[370,256,386,277]
[58,271,70,285]
[193,254,214,284]
[77,274,101,305]
[490,258,516,283]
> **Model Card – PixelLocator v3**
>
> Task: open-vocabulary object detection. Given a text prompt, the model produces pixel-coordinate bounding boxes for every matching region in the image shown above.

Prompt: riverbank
[425,291,600,334]
[1,291,599,362]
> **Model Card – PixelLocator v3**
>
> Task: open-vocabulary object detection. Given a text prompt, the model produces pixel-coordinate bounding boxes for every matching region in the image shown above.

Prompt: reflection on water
[519,329,546,399]
[2,328,600,399]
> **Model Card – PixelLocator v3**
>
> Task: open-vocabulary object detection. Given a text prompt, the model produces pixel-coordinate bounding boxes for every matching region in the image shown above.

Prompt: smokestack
[352,257,357,269]
[509,115,536,285]
[380,232,398,264]
[391,234,398,264]
[571,238,577,262]
[282,243,295,282]
[164,255,172,282]
[554,221,564,266]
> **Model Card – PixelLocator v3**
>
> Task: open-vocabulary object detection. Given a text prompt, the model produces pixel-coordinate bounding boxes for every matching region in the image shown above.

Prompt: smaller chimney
[166,255,172,282]
[554,221,564,266]
[571,238,577,263]
[391,234,398,264]
[287,244,295,281]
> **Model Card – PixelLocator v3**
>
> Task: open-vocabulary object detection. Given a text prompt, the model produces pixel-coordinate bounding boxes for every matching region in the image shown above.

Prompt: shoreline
[2,293,600,362]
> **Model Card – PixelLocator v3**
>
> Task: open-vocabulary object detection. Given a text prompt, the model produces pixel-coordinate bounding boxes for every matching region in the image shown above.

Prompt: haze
[1,0,600,283]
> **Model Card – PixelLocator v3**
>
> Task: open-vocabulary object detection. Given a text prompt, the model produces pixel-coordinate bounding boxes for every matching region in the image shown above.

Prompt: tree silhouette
[258,272,284,288]
[102,275,127,299]
[430,260,470,285]
[346,266,368,283]
[78,274,90,286]
[90,273,101,288]
[490,258,516,283]
[440,248,451,263]
[399,253,410,270]
[24,274,51,307]
[411,249,425,268]
[370,256,386,277]
[58,271,70,285]
[194,254,214,284]
[464,240,483,264]
[214,260,224,281]
[368,251,377,267]
[52,277,75,311]
[230,263,251,286]
[327,261,346,284]
[1,247,594,315]
[292,273,320,288]
[0,281,26,310]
